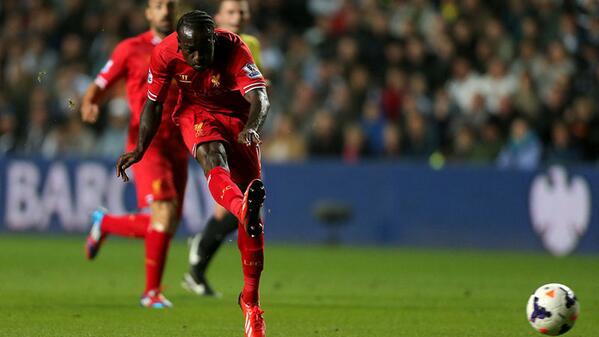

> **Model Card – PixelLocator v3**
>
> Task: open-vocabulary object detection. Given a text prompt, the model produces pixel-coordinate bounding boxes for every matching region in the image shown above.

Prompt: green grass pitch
[1,234,598,337]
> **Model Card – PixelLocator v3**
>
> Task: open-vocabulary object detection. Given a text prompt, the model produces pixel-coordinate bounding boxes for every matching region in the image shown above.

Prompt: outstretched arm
[82,41,129,123]
[238,88,270,145]
[80,83,104,123]
[116,99,163,181]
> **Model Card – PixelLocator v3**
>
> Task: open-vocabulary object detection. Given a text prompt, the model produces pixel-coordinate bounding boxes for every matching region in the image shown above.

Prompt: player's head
[176,10,216,72]
[215,0,251,34]
[145,0,177,35]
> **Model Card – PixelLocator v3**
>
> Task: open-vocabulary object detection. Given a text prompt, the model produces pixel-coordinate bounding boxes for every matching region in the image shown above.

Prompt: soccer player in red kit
[183,0,262,298]
[80,0,186,308]
[116,10,269,337]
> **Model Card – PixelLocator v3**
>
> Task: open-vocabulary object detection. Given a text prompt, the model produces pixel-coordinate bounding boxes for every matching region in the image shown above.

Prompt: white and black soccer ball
[526,283,579,335]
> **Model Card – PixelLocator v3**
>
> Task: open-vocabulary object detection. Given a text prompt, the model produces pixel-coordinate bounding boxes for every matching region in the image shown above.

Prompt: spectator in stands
[536,41,575,101]
[381,123,402,160]
[566,97,597,161]
[408,73,433,116]
[404,36,434,84]
[497,118,541,170]
[403,111,437,160]
[471,121,503,164]
[511,40,544,78]
[381,67,407,122]
[482,18,513,61]
[480,58,518,115]
[450,126,476,163]
[384,39,403,69]
[308,109,342,157]
[263,114,306,162]
[429,33,455,90]
[431,89,455,154]
[447,58,481,115]
[342,123,368,163]
[545,120,581,165]
[558,14,581,54]
[512,71,541,126]
[451,18,476,61]
[347,65,371,120]
[360,100,385,154]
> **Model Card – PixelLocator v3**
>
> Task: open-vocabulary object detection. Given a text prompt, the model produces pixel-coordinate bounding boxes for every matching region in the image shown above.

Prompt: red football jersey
[95,31,180,142]
[147,29,266,120]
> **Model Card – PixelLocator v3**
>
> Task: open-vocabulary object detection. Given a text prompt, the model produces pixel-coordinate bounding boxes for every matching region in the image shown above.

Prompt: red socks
[98,213,172,294]
[206,166,264,305]
[207,167,244,218]
[101,214,150,238]
[144,228,172,293]
[238,223,264,305]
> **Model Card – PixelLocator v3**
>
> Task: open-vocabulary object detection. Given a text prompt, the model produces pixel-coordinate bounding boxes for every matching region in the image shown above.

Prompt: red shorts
[126,135,188,212]
[175,105,261,187]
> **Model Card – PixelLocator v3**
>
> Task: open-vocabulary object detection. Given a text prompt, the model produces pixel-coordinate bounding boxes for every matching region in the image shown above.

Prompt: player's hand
[81,101,100,123]
[116,150,143,182]
[238,128,261,146]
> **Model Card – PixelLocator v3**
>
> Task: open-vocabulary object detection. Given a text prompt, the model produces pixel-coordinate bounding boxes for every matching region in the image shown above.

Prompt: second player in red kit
[97,31,187,213]
[81,0,187,308]
[117,11,270,337]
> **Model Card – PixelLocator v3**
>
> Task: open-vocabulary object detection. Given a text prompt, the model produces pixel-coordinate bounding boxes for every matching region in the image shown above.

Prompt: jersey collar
[151,34,162,46]
[145,30,163,45]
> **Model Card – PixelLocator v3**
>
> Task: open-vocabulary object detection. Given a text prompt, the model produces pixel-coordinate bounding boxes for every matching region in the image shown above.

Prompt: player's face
[146,0,177,35]
[178,27,215,72]
[215,0,250,34]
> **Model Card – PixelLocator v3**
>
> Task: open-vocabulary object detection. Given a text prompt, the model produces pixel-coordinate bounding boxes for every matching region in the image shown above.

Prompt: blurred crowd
[1,0,599,169]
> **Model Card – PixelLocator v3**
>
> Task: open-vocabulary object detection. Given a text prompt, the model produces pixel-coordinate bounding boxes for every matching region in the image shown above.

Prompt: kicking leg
[196,142,264,236]
[196,142,245,219]
[193,141,266,295]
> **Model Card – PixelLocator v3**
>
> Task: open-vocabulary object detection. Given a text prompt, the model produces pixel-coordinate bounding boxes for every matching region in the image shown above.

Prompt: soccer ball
[526,283,579,335]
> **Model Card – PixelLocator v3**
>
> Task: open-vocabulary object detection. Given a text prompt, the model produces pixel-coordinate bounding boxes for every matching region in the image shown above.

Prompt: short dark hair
[176,10,215,34]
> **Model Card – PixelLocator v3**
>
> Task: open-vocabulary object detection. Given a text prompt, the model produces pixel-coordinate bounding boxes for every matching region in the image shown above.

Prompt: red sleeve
[231,40,266,96]
[95,41,129,89]
[147,43,173,103]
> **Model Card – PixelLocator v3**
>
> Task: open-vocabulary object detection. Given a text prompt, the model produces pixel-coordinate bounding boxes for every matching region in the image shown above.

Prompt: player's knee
[150,199,180,234]
[196,142,228,175]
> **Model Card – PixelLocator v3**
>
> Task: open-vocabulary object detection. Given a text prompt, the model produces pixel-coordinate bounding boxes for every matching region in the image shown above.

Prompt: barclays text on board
[0,158,597,255]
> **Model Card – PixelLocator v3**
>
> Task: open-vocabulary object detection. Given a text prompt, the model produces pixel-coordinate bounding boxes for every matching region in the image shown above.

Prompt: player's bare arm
[81,41,129,124]
[238,87,269,145]
[80,83,104,123]
[116,99,163,181]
